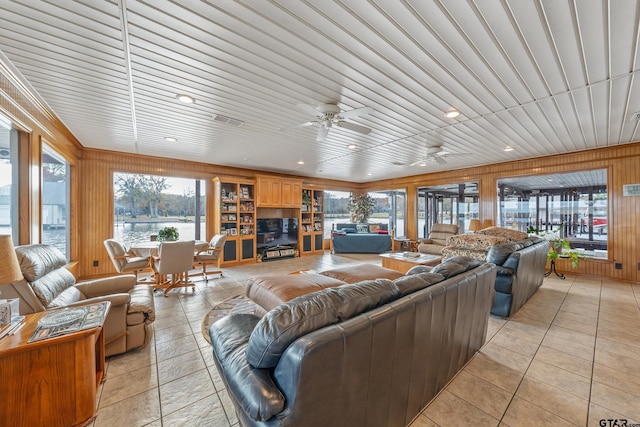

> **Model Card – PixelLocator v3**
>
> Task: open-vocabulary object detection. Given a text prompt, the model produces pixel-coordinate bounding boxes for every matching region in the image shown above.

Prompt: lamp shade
[483,219,494,228]
[468,219,482,232]
[0,235,23,284]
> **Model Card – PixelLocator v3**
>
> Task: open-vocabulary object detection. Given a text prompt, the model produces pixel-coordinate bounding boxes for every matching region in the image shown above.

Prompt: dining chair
[151,240,196,296]
[191,234,227,282]
[103,239,152,283]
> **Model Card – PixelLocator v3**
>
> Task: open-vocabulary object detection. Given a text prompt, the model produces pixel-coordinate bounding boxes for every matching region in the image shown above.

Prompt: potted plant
[302,191,311,212]
[536,228,582,268]
[157,226,179,241]
[348,193,375,223]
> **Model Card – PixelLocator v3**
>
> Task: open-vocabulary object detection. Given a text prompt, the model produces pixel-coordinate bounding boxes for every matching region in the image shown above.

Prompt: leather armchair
[1,244,155,357]
[417,223,459,255]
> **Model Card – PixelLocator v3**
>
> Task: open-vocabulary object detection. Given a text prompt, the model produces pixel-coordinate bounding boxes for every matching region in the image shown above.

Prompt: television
[256,218,298,249]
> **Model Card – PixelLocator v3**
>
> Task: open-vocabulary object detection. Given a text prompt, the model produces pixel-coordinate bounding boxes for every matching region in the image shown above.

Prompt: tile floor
[90,253,640,427]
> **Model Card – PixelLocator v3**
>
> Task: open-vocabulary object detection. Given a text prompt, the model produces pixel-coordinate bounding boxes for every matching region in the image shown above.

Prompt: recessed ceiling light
[164,137,177,142]
[444,109,460,118]
[367,172,372,176]
[419,162,427,167]
[297,160,304,165]
[176,94,195,104]
[347,144,357,149]
[503,145,514,152]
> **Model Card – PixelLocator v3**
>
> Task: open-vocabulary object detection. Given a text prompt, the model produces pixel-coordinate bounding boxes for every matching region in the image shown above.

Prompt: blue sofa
[330,223,392,253]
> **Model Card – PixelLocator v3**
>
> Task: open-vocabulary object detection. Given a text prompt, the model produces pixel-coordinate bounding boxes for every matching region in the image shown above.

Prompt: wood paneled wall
[364,143,640,283]
[77,149,357,278]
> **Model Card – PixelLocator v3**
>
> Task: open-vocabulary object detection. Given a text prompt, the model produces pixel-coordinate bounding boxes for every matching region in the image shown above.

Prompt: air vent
[213,114,244,127]
[391,161,406,166]
[633,112,640,121]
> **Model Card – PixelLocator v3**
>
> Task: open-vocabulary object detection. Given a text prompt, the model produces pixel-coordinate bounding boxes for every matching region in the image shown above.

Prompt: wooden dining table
[128,240,209,258]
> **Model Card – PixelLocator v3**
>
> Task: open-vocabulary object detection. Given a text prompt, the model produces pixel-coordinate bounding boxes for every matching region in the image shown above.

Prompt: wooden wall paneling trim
[17,131,31,245]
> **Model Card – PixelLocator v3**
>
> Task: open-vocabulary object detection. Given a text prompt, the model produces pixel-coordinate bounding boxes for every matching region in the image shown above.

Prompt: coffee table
[379,252,442,274]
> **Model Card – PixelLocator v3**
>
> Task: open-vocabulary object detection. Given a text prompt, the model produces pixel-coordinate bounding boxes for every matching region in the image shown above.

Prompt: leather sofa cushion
[32,268,77,308]
[210,313,285,422]
[15,244,67,282]
[49,285,84,308]
[494,273,514,293]
[417,243,445,255]
[428,232,452,246]
[246,274,346,312]
[319,264,404,283]
[246,279,400,369]
[487,242,519,265]
[393,272,444,296]
[432,256,484,279]
[128,285,156,324]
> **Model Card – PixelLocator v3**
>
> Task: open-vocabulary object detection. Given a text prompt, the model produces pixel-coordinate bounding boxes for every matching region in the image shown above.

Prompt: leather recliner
[2,244,155,357]
[417,223,459,255]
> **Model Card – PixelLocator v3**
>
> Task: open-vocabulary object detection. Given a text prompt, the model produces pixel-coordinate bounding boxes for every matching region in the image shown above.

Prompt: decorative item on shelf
[348,193,375,223]
[302,191,311,205]
[157,226,179,241]
[468,219,482,233]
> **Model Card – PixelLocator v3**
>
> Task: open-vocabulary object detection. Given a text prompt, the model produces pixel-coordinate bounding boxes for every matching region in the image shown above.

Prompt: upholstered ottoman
[246,274,346,314]
[318,264,404,283]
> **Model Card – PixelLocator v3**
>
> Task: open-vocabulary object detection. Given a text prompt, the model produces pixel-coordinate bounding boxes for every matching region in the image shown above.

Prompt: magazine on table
[28,302,109,343]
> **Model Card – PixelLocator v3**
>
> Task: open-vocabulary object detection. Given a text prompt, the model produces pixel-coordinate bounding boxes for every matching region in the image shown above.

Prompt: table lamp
[0,235,23,324]
[483,219,494,228]
[468,219,482,233]
[0,235,23,284]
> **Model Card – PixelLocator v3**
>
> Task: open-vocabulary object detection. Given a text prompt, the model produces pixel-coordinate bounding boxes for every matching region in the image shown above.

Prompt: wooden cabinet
[300,188,324,254]
[213,177,256,264]
[256,177,301,207]
[0,308,107,427]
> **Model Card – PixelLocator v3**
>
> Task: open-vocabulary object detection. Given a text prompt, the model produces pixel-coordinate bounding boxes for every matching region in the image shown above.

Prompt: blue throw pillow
[341,227,357,234]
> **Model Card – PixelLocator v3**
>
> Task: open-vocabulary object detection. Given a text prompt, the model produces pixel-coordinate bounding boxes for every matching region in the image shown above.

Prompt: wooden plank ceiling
[1,0,639,182]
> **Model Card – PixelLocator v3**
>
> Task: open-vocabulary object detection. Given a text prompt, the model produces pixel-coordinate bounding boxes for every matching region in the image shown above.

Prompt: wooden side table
[0,304,109,427]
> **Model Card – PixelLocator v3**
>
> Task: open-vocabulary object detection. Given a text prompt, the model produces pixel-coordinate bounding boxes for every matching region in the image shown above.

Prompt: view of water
[113,222,207,247]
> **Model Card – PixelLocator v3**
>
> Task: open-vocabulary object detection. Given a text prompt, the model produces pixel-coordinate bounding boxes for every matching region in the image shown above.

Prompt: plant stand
[544,259,565,279]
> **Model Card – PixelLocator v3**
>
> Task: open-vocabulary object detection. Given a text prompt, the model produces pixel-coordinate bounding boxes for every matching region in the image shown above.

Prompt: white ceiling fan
[282,103,374,141]
[409,146,470,167]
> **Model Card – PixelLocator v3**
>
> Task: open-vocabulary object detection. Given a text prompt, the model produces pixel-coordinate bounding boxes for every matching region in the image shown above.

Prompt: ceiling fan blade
[434,156,447,165]
[409,159,424,167]
[297,103,320,116]
[340,106,374,119]
[278,121,315,131]
[316,126,330,142]
[336,121,371,135]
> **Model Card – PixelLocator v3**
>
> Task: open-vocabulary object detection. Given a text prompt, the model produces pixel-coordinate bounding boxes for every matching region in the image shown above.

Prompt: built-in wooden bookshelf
[300,188,324,254]
[213,177,256,264]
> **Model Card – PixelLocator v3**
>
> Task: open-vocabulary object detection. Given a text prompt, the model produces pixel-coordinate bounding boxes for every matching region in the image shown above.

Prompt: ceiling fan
[409,146,470,167]
[282,103,374,141]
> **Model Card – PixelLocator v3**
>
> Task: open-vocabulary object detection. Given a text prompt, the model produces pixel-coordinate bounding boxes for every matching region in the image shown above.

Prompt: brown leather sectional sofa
[209,257,496,427]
